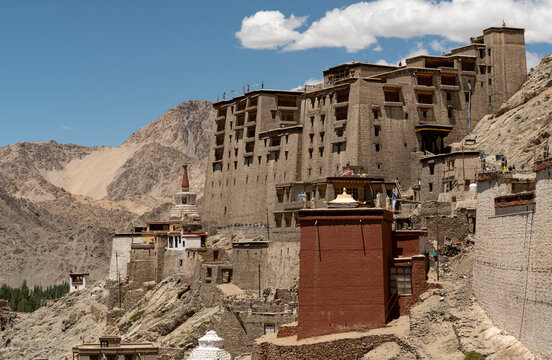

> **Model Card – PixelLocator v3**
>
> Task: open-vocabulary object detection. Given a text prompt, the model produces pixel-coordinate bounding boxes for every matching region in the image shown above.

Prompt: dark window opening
[374,125,380,137]
[383,88,400,102]
[335,106,348,121]
[416,74,433,86]
[372,108,380,119]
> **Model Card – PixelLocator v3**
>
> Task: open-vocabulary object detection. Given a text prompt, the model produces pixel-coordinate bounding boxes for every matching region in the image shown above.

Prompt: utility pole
[207,210,211,237]
[266,208,270,241]
[258,261,261,298]
[461,141,466,190]
[116,253,121,308]
[467,80,473,134]
[435,202,440,281]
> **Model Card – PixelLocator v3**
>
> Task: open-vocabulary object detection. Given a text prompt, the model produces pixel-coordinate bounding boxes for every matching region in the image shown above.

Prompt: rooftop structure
[69,273,89,292]
[71,335,158,359]
[296,207,427,339]
[204,26,527,233]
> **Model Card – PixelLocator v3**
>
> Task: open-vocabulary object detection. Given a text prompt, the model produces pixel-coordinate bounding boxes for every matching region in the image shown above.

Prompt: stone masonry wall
[473,173,552,359]
[252,334,400,360]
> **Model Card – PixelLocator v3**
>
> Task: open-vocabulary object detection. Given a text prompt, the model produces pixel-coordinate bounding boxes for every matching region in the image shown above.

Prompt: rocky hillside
[459,55,552,169]
[0,277,216,360]
[0,100,214,287]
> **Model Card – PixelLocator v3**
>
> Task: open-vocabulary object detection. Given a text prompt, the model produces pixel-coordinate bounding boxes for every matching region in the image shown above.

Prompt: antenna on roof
[246,83,263,93]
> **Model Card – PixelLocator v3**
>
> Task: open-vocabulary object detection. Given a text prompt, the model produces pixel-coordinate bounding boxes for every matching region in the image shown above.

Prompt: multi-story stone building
[204,26,527,236]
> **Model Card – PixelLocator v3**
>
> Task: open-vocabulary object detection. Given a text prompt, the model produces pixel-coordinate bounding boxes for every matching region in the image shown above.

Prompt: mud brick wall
[473,169,552,359]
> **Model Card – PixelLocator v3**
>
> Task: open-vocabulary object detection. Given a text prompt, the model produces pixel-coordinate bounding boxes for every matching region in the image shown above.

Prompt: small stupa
[328,188,359,208]
[170,164,201,221]
[187,330,231,360]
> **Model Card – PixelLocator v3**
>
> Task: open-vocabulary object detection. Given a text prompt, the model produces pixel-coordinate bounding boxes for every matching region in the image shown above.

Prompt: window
[336,89,349,103]
[429,164,435,175]
[479,65,486,74]
[422,110,427,118]
[309,149,313,159]
[390,267,412,295]
[405,112,408,119]
[321,114,325,125]
[441,75,456,86]
[309,133,314,143]
[285,135,289,143]
[374,125,380,137]
[271,110,276,119]
[284,216,291,227]
[310,98,315,108]
[446,92,452,101]
[487,48,491,56]
[100,340,109,348]
[489,95,492,103]
[487,66,492,73]
[320,132,325,142]
[383,88,400,102]
[488,78,492,86]
[264,324,276,335]
[417,92,433,104]
[448,108,453,118]
[429,183,433,192]
[465,92,470,102]
[417,74,433,86]
[281,111,294,122]
[375,144,380,152]
[310,117,314,126]
[479,49,485,58]
[285,151,288,160]
[258,156,261,165]
[372,108,379,120]
[319,147,324,156]
[335,106,348,121]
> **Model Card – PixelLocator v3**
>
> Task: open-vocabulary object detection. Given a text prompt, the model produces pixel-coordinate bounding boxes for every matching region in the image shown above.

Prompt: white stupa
[187,330,231,360]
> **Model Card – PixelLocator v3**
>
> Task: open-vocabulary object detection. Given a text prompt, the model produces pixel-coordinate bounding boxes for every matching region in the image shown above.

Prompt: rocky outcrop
[458,54,552,170]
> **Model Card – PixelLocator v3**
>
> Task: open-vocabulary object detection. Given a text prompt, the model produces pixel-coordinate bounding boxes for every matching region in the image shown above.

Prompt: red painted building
[296,208,427,339]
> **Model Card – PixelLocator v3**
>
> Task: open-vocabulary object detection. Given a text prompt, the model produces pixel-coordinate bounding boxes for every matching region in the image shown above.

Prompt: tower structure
[170,164,201,223]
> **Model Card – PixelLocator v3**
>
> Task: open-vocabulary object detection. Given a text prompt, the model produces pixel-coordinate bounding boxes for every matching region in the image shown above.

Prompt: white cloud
[526,51,542,71]
[237,1,552,52]
[373,44,383,52]
[291,77,323,91]
[235,11,306,50]
[375,59,390,65]
[60,125,72,131]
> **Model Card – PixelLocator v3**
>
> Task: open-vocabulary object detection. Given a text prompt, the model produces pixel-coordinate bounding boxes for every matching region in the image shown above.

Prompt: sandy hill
[458,55,552,169]
[0,100,214,287]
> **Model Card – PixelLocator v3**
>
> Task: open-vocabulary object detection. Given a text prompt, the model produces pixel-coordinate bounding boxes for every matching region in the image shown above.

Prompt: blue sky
[1,0,550,147]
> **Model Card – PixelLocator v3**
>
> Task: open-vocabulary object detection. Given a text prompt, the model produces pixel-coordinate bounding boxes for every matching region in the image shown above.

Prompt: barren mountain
[458,55,552,168]
[0,100,214,287]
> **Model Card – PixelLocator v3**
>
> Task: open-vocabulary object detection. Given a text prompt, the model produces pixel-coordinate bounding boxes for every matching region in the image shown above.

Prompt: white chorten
[187,330,231,360]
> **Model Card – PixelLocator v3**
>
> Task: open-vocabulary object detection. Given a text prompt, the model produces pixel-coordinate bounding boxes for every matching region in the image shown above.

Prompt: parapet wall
[473,170,552,358]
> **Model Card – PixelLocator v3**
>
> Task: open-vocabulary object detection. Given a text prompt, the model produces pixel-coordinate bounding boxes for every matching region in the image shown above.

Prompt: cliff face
[459,55,552,169]
[0,100,214,286]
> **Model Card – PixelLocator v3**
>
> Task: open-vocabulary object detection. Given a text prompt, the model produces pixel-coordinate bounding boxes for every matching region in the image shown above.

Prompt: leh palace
[3,23,552,360]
